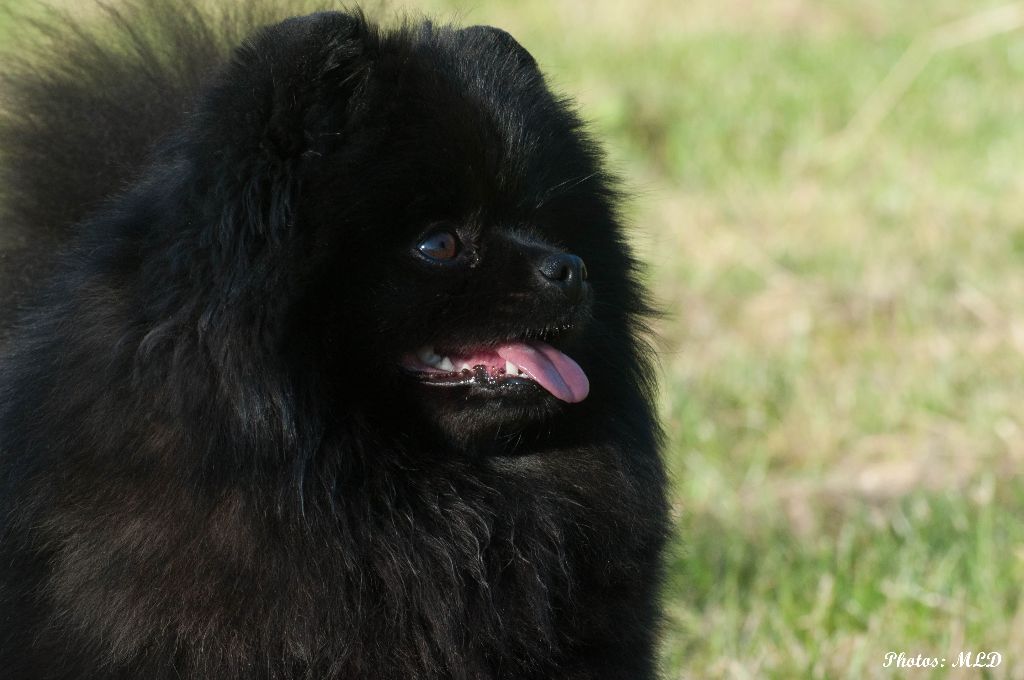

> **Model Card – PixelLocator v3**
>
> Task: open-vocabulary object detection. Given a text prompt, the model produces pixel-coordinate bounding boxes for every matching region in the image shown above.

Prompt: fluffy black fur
[0,2,668,678]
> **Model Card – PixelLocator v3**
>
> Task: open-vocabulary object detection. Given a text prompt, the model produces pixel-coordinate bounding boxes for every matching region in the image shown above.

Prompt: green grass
[414,0,1024,676]
[663,488,1024,678]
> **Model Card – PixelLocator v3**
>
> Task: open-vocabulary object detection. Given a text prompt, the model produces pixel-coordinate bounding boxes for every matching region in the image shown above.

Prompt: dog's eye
[417,231,460,261]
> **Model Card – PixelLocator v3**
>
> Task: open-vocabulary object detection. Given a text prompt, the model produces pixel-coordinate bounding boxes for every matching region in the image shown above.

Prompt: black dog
[0,3,667,678]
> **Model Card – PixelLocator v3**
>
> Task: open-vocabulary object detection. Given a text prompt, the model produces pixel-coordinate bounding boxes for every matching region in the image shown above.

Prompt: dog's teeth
[417,346,441,366]
[505,360,517,375]
[459,362,473,372]
[438,357,454,372]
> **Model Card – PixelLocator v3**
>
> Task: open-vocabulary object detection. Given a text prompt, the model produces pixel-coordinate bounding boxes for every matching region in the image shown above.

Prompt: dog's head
[177,12,649,448]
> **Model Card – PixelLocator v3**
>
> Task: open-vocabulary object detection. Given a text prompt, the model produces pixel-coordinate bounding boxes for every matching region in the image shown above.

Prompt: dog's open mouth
[401,341,589,403]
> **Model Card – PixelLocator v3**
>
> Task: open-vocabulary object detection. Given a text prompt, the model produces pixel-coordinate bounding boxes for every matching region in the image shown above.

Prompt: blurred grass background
[3,0,1024,677]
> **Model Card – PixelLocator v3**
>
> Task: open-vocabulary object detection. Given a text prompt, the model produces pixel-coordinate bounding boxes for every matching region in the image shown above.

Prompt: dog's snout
[538,253,587,303]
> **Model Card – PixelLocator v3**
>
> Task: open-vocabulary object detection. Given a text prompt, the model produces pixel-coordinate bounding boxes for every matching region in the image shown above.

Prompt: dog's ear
[458,25,538,71]
[150,13,374,445]
[188,11,371,246]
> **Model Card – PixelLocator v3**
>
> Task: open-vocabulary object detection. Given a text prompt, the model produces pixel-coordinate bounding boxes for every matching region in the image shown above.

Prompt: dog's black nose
[538,253,588,303]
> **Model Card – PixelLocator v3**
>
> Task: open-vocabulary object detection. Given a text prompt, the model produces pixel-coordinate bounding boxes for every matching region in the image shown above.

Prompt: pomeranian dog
[0,2,667,678]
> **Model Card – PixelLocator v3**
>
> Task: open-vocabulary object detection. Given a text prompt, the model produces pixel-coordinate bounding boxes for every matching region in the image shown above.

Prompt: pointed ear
[189,11,371,245]
[459,25,538,70]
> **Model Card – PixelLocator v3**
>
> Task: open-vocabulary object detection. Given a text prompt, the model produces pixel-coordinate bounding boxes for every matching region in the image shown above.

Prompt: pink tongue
[496,342,589,403]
